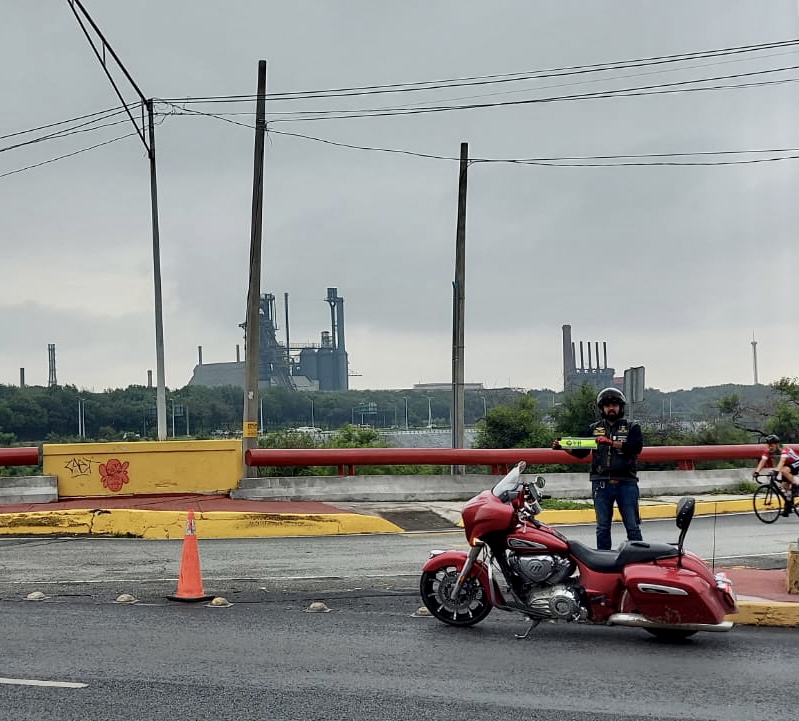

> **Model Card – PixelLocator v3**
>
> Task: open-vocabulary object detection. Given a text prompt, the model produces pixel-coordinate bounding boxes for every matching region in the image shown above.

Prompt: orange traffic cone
[168,510,213,602]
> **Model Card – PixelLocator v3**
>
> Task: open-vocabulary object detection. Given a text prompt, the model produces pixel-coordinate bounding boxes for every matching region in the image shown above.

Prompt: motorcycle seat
[568,539,679,573]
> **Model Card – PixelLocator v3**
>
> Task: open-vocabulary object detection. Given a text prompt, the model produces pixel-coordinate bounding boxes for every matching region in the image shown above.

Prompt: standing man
[553,387,644,550]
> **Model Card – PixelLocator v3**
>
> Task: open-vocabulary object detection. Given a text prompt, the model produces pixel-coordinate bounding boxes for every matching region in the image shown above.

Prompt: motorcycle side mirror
[534,476,546,489]
[675,497,695,531]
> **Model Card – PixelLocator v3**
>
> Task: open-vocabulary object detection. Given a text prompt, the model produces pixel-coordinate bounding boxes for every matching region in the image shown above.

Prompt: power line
[0,110,134,154]
[0,104,128,142]
[266,128,799,167]
[159,38,799,104]
[0,131,139,180]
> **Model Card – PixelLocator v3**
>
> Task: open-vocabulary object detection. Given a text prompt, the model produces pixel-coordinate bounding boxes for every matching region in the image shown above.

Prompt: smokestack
[19,368,24,387]
[284,292,290,361]
[236,344,241,363]
[752,334,758,385]
[198,345,203,366]
[603,342,608,369]
[562,325,573,390]
[579,342,585,370]
[147,369,153,388]
[595,342,600,370]
[588,342,593,370]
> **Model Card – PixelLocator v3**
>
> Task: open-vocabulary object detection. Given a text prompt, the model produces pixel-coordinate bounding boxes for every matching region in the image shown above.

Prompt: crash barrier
[244,443,799,475]
[0,447,40,466]
[0,476,58,504]
[232,468,754,503]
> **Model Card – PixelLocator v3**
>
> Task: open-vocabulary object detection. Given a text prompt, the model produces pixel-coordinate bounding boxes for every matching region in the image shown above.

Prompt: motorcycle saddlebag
[622,564,728,625]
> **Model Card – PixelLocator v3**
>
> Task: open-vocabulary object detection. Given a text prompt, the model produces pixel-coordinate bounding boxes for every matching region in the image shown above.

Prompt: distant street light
[480,394,487,418]
[427,397,433,429]
[309,398,315,428]
[403,396,409,430]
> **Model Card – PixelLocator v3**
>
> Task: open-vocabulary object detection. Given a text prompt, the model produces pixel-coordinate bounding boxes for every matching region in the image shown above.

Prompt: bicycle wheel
[753,484,782,523]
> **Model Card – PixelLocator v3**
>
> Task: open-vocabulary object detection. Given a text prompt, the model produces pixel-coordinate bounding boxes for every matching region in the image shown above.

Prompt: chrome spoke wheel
[420,565,492,627]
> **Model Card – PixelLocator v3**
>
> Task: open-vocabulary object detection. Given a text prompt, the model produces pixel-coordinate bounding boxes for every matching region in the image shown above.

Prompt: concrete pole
[451,142,468,473]
[243,60,267,478]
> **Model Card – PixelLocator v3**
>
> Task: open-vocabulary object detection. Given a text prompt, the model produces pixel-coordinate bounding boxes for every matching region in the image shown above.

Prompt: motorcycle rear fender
[422,550,492,591]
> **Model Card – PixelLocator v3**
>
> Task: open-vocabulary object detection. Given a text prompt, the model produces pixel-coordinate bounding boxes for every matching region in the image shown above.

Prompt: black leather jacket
[570,417,643,482]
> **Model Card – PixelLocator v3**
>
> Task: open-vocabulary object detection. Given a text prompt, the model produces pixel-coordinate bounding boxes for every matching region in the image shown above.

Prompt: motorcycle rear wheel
[419,565,492,627]
[645,628,697,641]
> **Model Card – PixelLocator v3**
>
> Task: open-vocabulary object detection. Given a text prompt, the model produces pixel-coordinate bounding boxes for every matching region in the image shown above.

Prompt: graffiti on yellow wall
[64,457,95,478]
[99,459,130,492]
[63,456,131,493]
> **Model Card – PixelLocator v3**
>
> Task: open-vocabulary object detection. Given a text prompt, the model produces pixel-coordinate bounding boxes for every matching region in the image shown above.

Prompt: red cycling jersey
[760,446,799,466]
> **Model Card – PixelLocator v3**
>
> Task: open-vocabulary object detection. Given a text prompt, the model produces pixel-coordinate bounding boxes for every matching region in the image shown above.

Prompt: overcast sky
[2,1,798,394]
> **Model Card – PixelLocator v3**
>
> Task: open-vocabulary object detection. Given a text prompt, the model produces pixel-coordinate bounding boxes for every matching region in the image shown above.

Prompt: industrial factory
[188,287,350,391]
[561,324,617,392]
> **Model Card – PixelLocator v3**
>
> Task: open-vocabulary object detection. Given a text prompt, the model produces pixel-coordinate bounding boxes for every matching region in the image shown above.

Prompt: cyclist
[752,434,799,516]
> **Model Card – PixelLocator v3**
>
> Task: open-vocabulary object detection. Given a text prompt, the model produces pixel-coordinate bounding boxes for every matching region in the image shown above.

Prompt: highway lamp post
[403,396,409,430]
[259,398,264,434]
[309,398,315,428]
[67,1,169,441]
[427,397,433,429]
[170,398,176,439]
[480,394,487,419]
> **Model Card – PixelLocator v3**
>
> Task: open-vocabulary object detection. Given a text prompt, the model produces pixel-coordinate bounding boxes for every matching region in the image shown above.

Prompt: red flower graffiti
[99,458,130,492]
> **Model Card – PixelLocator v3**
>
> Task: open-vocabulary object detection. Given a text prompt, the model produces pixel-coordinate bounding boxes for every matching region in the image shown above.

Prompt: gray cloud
[2,1,798,393]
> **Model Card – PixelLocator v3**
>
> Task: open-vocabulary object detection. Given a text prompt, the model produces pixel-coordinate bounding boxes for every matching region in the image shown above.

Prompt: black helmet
[596,387,626,417]
[764,434,780,445]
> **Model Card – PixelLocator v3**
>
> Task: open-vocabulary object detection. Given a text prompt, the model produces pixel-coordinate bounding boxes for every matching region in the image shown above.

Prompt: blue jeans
[592,480,643,550]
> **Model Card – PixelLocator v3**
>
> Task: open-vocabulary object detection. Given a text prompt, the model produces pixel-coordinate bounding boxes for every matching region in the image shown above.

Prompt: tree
[550,383,598,437]
[474,395,550,449]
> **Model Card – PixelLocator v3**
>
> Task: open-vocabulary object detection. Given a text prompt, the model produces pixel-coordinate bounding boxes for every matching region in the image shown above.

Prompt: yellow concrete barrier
[43,440,242,497]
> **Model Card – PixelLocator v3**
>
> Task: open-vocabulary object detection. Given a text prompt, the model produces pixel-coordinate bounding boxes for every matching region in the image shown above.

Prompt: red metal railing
[0,447,41,466]
[245,443,797,475]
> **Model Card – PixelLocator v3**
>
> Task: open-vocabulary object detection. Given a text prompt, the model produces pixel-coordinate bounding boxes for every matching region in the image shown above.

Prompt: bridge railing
[245,443,795,476]
[0,447,41,467]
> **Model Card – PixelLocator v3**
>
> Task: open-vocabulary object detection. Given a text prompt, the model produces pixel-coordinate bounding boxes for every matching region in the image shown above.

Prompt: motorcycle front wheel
[419,565,492,627]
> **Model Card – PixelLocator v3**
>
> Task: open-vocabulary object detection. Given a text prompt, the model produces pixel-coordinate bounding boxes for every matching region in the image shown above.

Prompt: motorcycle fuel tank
[506,523,570,554]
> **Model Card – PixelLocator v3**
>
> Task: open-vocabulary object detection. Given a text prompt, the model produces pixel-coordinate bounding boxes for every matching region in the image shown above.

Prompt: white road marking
[0,677,87,689]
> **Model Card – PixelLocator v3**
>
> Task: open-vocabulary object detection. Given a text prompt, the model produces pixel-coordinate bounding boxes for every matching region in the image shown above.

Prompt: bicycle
[752,471,799,523]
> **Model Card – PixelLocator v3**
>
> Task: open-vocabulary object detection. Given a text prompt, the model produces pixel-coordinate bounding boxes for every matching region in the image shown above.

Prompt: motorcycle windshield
[491,466,523,504]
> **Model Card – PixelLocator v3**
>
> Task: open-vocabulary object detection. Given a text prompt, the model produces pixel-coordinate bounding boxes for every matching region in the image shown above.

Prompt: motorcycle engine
[505,553,584,621]
[507,553,575,585]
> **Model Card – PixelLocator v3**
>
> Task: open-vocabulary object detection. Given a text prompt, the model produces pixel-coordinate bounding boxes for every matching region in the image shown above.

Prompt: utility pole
[451,142,468,473]
[243,60,267,478]
[66,0,167,440]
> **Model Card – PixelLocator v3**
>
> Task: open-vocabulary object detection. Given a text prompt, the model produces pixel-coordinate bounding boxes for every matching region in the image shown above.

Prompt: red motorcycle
[419,461,737,641]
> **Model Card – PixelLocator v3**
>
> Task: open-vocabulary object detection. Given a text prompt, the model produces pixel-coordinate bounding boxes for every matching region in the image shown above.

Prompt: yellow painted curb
[505,500,755,526]
[0,510,402,539]
[727,601,799,628]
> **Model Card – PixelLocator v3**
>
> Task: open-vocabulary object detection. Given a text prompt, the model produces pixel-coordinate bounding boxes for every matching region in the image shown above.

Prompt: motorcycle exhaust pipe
[607,613,734,633]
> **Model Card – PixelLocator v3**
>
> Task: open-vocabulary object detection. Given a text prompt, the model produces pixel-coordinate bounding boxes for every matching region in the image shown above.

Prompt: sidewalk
[0,493,795,627]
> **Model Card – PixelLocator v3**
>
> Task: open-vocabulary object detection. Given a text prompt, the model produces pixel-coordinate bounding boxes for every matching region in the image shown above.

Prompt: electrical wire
[0,104,128,142]
[0,111,135,154]
[0,131,138,180]
[158,38,799,104]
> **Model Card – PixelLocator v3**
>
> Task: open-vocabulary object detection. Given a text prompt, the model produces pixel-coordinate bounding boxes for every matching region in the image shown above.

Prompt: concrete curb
[0,509,402,539]
[727,601,798,628]
[0,498,760,538]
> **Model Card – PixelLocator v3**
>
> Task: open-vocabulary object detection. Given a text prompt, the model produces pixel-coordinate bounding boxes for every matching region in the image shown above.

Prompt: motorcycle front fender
[422,550,492,591]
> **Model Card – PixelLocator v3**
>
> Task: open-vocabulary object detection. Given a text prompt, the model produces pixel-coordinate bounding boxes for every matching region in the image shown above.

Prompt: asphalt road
[0,591,796,721]
[0,511,793,600]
